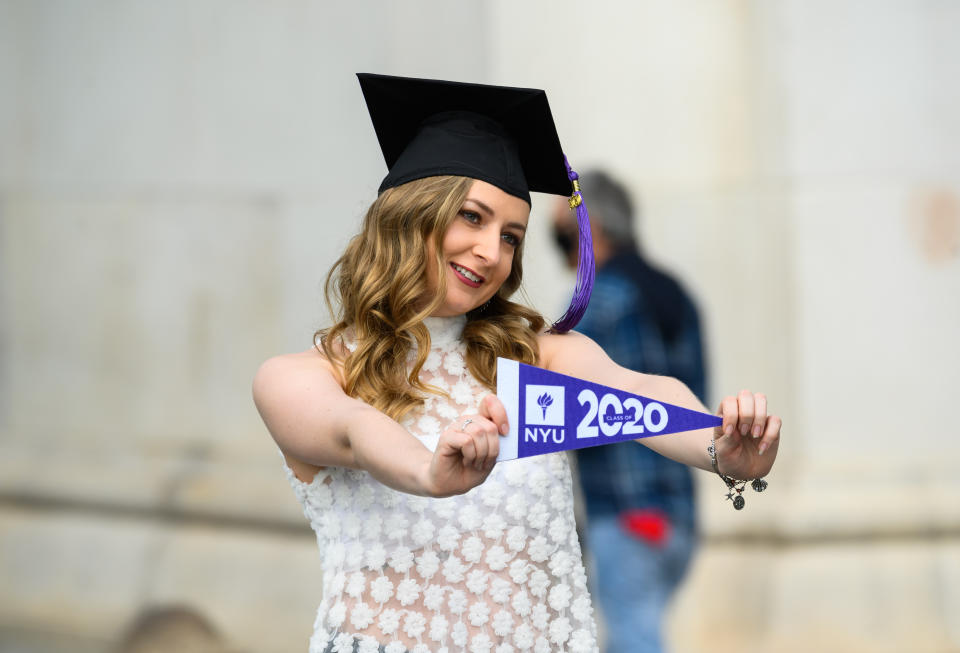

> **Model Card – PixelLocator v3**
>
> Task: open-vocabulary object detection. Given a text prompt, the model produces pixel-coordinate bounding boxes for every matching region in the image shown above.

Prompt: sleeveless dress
[282,316,599,653]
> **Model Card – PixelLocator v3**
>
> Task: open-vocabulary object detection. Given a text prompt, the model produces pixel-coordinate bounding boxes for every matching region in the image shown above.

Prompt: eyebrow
[464,198,528,232]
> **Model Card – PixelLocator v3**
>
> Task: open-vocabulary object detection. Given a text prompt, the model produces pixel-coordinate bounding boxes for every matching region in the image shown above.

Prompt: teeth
[453,263,482,283]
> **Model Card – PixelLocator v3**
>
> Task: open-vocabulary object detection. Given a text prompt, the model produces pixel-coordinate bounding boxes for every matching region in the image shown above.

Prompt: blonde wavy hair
[316,175,545,421]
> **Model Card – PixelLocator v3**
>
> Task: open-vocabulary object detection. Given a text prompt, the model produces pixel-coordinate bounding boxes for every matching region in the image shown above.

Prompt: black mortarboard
[357,73,572,204]
[356,72,594,333]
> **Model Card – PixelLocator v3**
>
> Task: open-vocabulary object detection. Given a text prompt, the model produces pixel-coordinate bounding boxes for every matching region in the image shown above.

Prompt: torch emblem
[525,384,564,425]
[537,392,553,420]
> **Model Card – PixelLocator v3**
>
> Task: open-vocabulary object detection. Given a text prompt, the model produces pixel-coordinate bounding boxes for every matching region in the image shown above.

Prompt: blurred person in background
[552,170,707,653]
[116,605,234,653]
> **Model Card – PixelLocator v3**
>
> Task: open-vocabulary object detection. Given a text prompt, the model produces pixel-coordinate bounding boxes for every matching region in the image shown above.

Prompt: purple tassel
[551,156,595,333]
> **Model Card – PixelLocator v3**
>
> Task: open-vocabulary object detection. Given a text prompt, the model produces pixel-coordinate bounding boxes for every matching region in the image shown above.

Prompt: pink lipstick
[450,262,484,288]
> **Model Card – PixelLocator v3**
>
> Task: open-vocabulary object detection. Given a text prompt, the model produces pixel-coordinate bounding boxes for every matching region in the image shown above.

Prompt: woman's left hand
[713,390,781,480]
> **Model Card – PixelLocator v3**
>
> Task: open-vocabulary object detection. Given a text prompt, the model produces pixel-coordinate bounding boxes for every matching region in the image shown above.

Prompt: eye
[501,232,521,247]
[460,210,481,224]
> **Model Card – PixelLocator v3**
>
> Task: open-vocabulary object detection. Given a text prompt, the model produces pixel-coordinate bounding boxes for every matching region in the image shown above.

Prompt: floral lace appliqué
[285,316,598,652]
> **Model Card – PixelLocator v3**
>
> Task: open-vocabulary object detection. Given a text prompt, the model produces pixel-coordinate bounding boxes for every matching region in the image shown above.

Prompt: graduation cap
[356,72,594,332]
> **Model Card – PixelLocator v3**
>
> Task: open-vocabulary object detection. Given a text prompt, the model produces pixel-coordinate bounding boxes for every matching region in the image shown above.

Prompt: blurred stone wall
[1,1,958,652]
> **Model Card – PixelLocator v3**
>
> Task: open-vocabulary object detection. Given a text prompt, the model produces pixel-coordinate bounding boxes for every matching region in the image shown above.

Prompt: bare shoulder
[251,344,360,471]
[253,332,352,397]
[536,329,609,379]
[253,347,343,404]
[535,329,688,401]
[537,329,601,365]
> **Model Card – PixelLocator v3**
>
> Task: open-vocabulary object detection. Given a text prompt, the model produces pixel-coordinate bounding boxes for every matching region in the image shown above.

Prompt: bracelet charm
[709,437,768,511]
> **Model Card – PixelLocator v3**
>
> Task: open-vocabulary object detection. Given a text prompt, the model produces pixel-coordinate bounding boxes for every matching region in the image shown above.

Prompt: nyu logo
[524,384,565,426]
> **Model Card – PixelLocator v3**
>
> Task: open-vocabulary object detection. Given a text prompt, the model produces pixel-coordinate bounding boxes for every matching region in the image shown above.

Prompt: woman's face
[427,179,530,317]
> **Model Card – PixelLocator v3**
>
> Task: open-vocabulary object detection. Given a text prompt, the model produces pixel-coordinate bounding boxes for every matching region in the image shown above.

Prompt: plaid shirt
[573,252,706,532]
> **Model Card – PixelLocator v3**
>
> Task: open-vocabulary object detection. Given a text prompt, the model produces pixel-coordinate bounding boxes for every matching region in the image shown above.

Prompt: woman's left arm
[538,331,780,480]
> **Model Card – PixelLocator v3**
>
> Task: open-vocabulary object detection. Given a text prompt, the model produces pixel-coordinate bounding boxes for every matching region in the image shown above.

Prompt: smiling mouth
[450,262,484,286]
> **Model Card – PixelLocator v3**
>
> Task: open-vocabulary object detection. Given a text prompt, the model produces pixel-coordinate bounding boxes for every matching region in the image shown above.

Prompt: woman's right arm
[252,352,506,497]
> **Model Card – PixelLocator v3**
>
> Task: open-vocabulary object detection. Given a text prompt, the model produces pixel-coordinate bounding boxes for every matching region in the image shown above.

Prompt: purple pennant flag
[495,358,721,461]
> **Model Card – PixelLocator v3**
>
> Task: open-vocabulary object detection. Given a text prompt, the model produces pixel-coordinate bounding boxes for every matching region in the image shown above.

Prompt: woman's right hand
[425,394,509,498]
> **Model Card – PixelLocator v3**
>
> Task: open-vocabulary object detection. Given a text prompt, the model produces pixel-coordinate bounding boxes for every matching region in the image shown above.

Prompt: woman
[253,74,781,653]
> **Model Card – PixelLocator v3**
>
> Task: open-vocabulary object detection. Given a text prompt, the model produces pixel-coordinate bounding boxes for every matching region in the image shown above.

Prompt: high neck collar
[422,315,467,347]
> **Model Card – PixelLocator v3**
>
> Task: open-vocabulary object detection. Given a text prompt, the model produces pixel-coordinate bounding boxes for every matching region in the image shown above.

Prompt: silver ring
[461,418,474,431]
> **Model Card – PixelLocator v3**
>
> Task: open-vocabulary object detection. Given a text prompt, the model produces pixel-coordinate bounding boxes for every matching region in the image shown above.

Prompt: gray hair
[579,169,637,248]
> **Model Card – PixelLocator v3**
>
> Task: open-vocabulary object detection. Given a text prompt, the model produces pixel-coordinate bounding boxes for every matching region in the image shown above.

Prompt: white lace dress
[283,316,599,653]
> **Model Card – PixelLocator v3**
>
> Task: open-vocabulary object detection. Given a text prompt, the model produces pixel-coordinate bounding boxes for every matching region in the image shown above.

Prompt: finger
[457,431,478,468]
[470,425,490,470]
[458,414,481,433]
[485,422,501,464]
[717,396,738,438]
[758,415,781,457]
[480,394,510,435]
[752,393,767,439]
[737,390,755,437]
[470,416,501,464]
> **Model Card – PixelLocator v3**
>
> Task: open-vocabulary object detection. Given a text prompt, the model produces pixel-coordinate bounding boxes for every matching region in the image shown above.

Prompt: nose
[472,228,502,266]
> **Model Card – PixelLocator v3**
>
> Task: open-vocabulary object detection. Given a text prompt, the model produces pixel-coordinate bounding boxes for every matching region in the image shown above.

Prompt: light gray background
[2,1,958,651]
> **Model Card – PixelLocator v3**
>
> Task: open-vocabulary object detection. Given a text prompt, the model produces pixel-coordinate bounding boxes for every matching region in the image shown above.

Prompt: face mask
[553,226,577,258]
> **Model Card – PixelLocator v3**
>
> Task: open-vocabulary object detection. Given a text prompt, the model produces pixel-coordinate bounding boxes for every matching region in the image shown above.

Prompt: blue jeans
[586,515,695,653]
